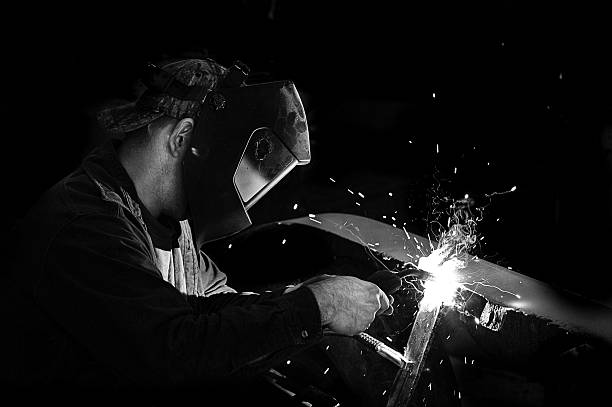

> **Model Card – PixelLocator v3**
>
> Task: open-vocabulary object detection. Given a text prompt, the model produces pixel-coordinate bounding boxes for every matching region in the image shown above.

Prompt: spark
[308,218,322,224]
[382,390,387,396]
[386,336,393,342]
[436,144,439,154]
[308,214,316,218]
[409,140,413,144]
[485,186,517,198]
[432,92,436,99]
[329,177,336,183]
[293,203,298,210]
[440,359,444,365]
[389,192,393,197]
[323,368,330,375]
[228,243,232,249]
[454,167,457,174]
[356,202,361,206]
[463,281,521,298]
[286,360,291,365]
[282,239,287,245]
[402,226,411,240]
[347,188,354,195]
[358,192,365,198]
[326,345,330,350]
[383,215,387,219]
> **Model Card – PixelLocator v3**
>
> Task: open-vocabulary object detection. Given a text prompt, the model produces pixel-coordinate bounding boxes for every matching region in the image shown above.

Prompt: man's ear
[168,118,194,158]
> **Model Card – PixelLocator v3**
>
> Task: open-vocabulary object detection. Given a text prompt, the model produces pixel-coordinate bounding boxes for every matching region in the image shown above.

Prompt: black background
[5,1,611,303]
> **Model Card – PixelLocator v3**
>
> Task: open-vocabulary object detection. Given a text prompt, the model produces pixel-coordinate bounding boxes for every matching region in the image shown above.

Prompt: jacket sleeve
[39,213,322,386]
[186,288,287,313]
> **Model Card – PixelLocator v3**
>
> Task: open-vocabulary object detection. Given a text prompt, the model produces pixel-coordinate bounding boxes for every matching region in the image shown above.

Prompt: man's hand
[305,276,392,336]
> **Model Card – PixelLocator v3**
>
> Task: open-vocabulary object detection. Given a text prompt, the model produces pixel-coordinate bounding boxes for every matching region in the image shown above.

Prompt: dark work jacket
[5,140,322,391]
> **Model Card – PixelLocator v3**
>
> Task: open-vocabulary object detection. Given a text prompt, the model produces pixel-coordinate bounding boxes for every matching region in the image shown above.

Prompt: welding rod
[356,332,412,369]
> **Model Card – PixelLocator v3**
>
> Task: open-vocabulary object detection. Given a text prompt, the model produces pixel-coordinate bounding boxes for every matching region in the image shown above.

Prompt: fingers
[381,295,395,316]
[375,287,391,317]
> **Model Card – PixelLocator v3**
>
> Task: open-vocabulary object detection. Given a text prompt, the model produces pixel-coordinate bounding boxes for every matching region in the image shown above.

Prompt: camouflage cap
[97,58,227,134]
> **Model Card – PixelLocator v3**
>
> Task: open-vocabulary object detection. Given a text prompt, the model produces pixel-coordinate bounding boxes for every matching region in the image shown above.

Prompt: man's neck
[117,142,164,218]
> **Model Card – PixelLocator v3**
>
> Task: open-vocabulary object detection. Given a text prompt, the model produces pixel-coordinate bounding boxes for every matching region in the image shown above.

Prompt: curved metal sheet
[280,213,612,344]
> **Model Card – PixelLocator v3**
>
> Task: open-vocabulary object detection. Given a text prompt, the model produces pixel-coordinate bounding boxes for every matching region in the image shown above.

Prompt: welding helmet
[102,58,310,247]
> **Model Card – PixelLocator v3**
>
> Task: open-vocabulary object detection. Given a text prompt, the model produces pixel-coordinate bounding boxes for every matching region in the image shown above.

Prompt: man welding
[6,57,392,398]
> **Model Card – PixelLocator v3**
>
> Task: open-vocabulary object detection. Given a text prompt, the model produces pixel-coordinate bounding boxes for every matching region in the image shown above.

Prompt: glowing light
[418,246,463,309]
[282,239,287,245]
[389,192,393,197]
[308,214,315,218]
[436,144,439,153]
[510,186,517,192]
[286,360,291,365]
[228,243,232,249]
[293,203,298,210]
[432,92,436,99]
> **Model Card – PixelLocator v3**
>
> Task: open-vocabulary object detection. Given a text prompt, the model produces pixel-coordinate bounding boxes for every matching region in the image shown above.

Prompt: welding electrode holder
[352,269,420,370]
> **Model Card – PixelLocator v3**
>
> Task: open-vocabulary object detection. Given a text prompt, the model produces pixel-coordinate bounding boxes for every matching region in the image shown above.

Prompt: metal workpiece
[281,213,612,344]
[386,302,442,407]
